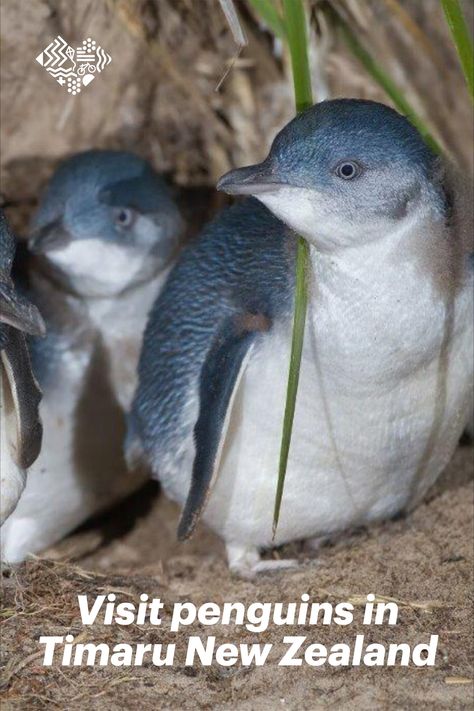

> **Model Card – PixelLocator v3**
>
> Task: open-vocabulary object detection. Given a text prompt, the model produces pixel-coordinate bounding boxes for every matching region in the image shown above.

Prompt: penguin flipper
[1,329,43,469]
[0,282,45,337]
[177,316,262,541]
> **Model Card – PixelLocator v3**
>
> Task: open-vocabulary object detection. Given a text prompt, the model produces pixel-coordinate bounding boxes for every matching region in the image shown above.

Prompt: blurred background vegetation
[0,0,472,237]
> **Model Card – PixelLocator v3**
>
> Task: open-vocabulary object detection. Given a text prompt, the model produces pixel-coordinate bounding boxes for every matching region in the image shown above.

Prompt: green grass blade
[441,0,474,100]
[283,0,313,112]
[273,236,310,535]
[331,9,443,155]
[247,0,286,40]
[273,0,313,536]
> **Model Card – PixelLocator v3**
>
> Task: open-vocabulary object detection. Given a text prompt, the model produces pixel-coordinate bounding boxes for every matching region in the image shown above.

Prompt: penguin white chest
[0,276,165,563]
[86,273,167,410]
[205,250,473,548]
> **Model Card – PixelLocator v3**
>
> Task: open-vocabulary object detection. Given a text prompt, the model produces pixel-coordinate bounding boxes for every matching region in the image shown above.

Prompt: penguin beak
[217,160,285,196]
[0,280,46,336]
[29,219,71,254]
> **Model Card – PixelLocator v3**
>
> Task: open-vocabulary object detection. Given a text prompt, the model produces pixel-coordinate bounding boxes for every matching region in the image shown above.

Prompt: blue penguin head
[29,150,184,296]
[218,99,445,250]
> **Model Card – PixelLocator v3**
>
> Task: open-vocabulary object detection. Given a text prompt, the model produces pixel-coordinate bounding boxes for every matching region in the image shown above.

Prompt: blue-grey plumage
[129,198,294,459]
[0,209,44,526]
[0,211,45,341]
[1,151,184,563]
[128,199,295,539]
[0,210,15,270]
[0,211,15,353]
[218,99,446,222]
[130,99,473,578]
[29,150,183,285]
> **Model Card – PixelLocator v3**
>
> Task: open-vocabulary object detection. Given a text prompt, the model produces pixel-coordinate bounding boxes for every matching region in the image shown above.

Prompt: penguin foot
[226,543,298,580]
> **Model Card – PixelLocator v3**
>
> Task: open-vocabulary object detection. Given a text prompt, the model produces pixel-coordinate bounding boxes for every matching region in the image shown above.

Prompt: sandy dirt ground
[1,443,473,710]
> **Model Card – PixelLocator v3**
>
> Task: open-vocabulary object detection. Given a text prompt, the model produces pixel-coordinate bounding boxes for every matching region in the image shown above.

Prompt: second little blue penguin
[129,99,473,578]
[1,151,184,562]
[0,209,44,525]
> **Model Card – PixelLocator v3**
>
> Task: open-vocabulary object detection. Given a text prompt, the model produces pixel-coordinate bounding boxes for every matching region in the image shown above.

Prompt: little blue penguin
[0,209,44,525]
[1,150,184,563]
[128,99,473,578]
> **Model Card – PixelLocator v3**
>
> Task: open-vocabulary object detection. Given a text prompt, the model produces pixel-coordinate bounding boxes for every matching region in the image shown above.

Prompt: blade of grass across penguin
[272,0,313,537]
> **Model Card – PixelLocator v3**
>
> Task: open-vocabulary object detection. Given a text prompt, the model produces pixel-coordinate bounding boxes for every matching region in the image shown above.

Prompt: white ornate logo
[36,35,111,95]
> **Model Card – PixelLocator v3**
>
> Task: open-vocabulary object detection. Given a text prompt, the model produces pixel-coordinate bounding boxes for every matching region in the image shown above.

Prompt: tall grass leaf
[441,0,474,100]
[273,0,313,536]
[247,0,287,40]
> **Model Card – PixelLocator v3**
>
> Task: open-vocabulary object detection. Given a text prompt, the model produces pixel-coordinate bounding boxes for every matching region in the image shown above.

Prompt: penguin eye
[334,161,362,180]
[113,207,135,229]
